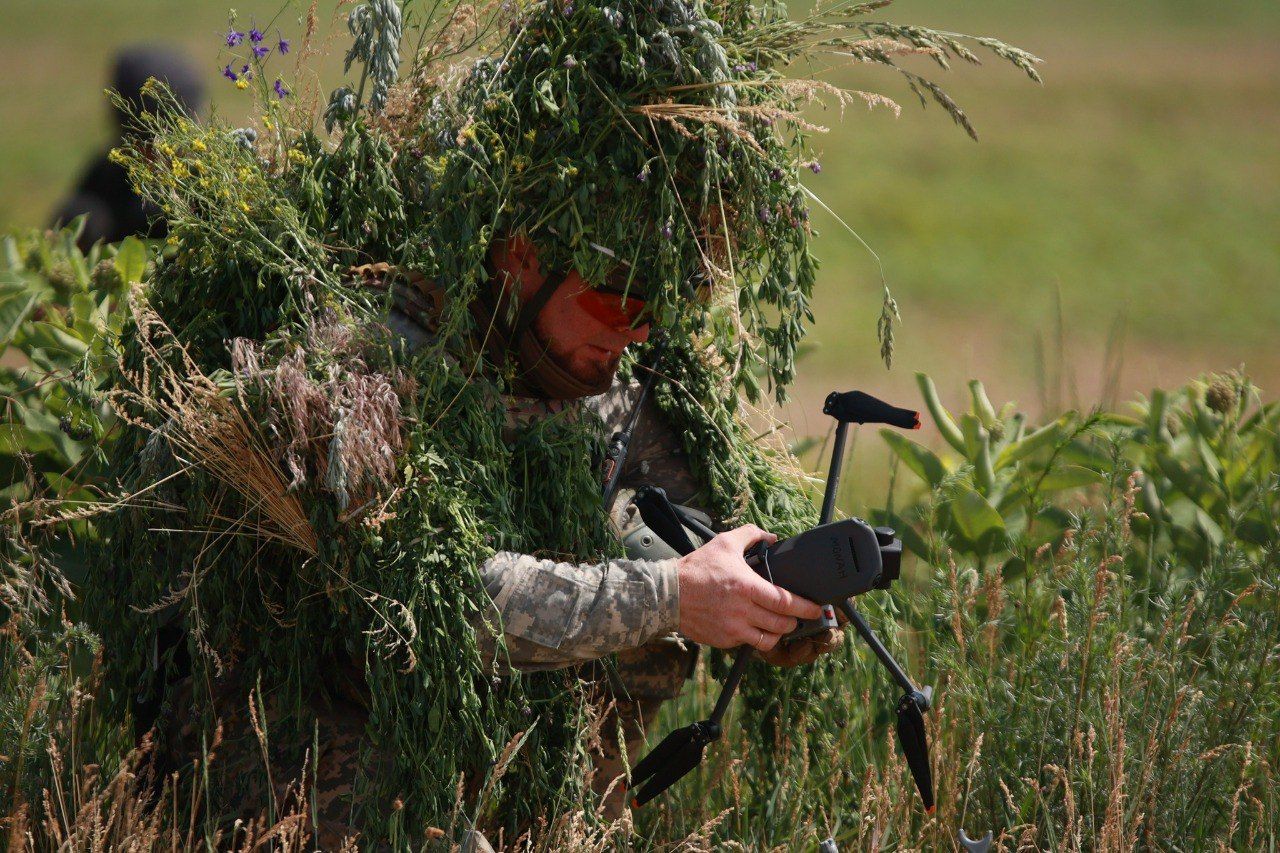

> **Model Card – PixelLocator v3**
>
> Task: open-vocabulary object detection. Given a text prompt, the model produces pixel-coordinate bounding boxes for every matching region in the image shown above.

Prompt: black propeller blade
[628,720,720,808]
[633,486,698,555]
[895,692,935,813]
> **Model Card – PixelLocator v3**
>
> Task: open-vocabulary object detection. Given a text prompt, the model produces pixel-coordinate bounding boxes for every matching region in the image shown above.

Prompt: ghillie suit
[87,0,1037,845]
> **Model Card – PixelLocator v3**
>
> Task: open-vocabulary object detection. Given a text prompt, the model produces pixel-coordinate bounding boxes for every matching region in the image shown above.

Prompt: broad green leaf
[0,289,38,346]
[952,487,1005,543]
[880,429,946,487]
[71,291,101,338]
[23,321,90,359]
[1000,556,1027,581]
[1036,464,1105,493]
[1193,506,1224,547]
[115,236,147,285]
[1194,435,1223,483]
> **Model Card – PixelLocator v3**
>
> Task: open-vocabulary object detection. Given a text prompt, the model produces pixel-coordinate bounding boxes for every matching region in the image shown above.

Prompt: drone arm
[837,600,919,699]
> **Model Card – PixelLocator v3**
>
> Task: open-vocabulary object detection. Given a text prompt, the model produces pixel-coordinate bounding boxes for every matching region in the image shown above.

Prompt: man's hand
[759,628,844,668]
[675,524,823,652]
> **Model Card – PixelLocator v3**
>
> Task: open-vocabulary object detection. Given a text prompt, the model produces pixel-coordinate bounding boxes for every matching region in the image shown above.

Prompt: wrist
[653,557,683,635]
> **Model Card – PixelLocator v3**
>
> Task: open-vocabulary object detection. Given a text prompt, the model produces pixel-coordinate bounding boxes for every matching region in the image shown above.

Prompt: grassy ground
[2,0,1277,427]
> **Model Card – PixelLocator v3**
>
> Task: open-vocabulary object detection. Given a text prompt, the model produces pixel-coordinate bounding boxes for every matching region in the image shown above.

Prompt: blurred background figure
[48,46,206,251]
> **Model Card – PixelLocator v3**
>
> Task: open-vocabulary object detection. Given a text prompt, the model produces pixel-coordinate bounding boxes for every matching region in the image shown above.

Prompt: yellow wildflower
[192,138,207,152]
[236,78,249,90]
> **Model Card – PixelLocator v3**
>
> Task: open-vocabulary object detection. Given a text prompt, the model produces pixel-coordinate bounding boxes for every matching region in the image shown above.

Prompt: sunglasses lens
[575,288,649,331]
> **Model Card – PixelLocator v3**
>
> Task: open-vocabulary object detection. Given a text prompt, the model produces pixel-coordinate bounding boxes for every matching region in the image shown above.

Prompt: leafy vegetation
[1,0,1277,847]
[2,226,1275,849]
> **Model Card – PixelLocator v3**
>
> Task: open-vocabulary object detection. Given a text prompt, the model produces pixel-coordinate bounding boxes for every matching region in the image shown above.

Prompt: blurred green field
[2,0,1277,428]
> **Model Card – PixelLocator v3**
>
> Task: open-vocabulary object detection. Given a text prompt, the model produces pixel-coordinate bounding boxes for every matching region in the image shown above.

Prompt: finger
[747,577,823,621]
[762,643,811,668]
[717,524,776,553]
[746,628,782,652]
[746,605,798,637]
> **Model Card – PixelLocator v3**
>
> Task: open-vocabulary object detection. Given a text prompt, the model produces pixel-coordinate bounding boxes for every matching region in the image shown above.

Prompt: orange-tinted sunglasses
[570,282,650,332]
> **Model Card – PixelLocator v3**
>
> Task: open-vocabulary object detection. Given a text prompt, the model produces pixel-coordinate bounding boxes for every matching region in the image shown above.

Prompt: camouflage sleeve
[479,551,681,672]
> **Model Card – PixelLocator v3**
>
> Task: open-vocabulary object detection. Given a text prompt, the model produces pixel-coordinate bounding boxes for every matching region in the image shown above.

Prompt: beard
[531,319,621,389]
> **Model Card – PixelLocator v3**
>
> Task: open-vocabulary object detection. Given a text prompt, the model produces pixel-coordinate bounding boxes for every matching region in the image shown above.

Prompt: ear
[490,232,545,299]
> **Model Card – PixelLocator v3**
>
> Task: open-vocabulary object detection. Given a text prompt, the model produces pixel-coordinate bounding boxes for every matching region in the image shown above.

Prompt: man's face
[491,235,651,388]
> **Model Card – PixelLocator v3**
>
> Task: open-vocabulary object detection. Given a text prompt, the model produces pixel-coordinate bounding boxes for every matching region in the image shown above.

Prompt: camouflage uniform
[392,280,709,815]
[483,383,708,815]
[152,278,706,845]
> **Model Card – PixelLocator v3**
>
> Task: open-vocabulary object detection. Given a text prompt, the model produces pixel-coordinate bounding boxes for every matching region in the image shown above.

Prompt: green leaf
[23,321,89,359]
[996,414,1072,469]
[1036,464,1105,493]
[1000,555,1027,581]
[115,236,147,285]
[968,379,999,428]
[951,487,1005,543]
[1,235,20,269]
[880,429,946,487]
[916,372,965,454]
[0,288,38,347]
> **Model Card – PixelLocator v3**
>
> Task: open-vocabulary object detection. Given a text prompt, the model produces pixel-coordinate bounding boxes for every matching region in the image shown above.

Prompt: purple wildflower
[562,1,574,16]
[769,168,783,182]
[225,29,245,47]
[661,220,673,240]
[277,35,290,54]
[274,79,289,99]
[222,64,238,82]
[637,166,649,183]
[240,64,253,80]
[252,44,271,60]
[807,160,822,174]
[563,54,578,68]
[249,26,264,43]
[747,61,758,72]
[757,205,774,224]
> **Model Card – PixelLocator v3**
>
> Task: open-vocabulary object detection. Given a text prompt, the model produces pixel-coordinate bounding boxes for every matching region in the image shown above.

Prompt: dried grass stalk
[111,296,318,556]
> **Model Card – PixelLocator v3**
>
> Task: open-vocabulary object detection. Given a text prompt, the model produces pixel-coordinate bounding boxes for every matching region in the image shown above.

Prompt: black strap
[509,270,566,352]
[601,334,667,504]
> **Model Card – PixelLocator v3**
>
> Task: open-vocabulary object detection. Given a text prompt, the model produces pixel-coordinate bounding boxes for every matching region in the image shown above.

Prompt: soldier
[383,231,845,821]
[50,46,205,251]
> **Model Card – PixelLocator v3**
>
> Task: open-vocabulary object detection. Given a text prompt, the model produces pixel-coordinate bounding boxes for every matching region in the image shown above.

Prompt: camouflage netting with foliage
[1,0,1051,845]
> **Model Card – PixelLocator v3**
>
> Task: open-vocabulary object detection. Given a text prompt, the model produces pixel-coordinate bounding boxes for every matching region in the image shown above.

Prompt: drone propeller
[895,689,935,813]
[632,486,699,554]
[628,720,721,808]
